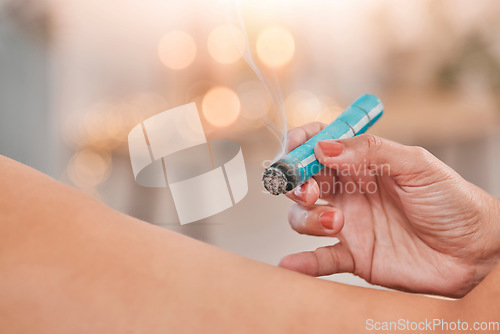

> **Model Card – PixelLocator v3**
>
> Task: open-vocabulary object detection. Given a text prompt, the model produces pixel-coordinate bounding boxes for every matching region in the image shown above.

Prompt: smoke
[224,0,288,161]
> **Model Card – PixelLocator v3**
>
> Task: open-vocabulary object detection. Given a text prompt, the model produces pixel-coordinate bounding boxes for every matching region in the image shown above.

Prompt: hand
[279,122,500,297]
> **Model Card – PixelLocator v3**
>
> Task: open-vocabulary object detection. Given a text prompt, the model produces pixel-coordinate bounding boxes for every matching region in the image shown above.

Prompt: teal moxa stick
[262,94,384,195]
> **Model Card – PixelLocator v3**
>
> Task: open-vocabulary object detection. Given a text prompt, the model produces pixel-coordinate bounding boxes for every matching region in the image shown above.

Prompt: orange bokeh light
[67,150,111,188]
[256,26,295,68]
[158,31,197,70]
[202,86,241,127]
[207,25,245,64]
[285,90,322,127]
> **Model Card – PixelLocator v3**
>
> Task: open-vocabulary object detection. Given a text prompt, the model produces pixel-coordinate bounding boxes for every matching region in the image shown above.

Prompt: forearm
[0,156,473,333]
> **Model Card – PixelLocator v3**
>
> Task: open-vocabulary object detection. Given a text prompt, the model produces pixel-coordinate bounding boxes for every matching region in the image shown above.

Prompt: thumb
[279,243,354,277]
[314,134,436,178]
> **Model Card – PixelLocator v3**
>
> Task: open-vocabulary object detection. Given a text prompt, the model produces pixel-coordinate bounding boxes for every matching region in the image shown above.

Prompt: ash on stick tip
[262,166,287,195]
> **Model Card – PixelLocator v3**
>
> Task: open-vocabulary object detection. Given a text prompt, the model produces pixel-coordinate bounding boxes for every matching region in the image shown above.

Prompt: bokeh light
[63,93,168,152]
[67,150,111,189]
[285,92,343,127]
[285,90,323,127]
[202,86,241,127]
[158,31,197,70]
[84,103,123,147]
[207,25,246,64]
[318,96,343,124]
[256,26,295,68]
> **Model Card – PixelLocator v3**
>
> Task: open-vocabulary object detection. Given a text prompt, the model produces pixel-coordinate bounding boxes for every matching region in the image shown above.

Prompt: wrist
[488,197,500,257]
[456,189,500,294]
[478,195,500,266]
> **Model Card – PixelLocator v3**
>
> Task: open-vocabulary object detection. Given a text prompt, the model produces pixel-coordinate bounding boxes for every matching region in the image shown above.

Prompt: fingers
[284,123,326,205]
[285,178,320,207]
[314,134,436,177]
[279,243,354,277]
[288,203,344,236]
[286,122,326,153]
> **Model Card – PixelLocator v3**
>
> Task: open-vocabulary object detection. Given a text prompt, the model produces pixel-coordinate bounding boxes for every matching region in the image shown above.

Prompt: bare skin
[0,150,498,332]
[281,123,500,297]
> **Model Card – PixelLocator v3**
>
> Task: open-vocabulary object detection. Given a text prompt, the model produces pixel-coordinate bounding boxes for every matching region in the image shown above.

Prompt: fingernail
[319,211,335,230]
[293,184,306,199]
[318,141,343,157]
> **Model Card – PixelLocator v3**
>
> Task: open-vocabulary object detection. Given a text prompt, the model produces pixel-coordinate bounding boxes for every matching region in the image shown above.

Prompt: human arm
[0,155,497,333]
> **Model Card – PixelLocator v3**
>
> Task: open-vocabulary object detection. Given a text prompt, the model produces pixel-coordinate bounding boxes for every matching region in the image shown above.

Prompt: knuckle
[314,246,330,257]
[410,145,433,163]
[287,122,323,136]
[308,121,326,129]
[313,246,338,274]
[408,146,444,173]
[286,127,298,137]
[287,128,307,146]
[325,246,341,268]
[362,134,384,152]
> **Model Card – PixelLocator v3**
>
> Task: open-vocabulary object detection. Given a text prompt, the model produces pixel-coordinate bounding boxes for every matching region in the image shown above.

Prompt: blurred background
[1,0,499,288]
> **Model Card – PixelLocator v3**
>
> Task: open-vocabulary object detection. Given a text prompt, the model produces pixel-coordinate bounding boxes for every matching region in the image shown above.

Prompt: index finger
[285,122,326,154]
[284,122,326,205]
